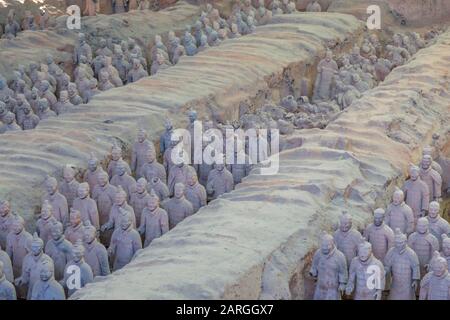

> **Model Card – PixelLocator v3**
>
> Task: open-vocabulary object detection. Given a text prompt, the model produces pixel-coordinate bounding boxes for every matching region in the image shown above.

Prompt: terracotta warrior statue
[43,176,69,227]
[0,244,13,283]
[345,241,385,300]
[15,233,53,299]
[62,240,93,297]
[206,161,234,200]
[54,91,74,115]
[150,51,171,76]
[408,217,439,276]
[0,200,15,250]
[6,215,32,278]
[313,50,338,102]
[64,209,85,245]
[44,220,73,281]
[147,177,170,202]
[310,233,348,300]
[68,83,83,106]
[96,38,112,57]
[333,212,364,266]
[107,145,131,179]
[420,251,450,300]
[140,148,166,184]
[385,189,415,235]
[384,228,420,300]
[21,104,39,130]
[127,59,148,83]
[184,167,207,213]
[420,154,442,202]
[363,208,394,262]
[0,261,16,300]
[72,182,100,231]
[0,112,21,134]
[92,171,117,229]
[36,201,55,246]
[167,160,191,197]
[74,33,93,65]
[111,161,137,201]
[101,186,136,232]
[403,164,430,222]
[161,183,194,229]
[60,166,80,208]
[427,201,450,248]
[108,208,142,271]
[131,129,156,179]
[138,190,169,247]
[83,153,104,193]
[83,221,110,277]
[37,98,56,120]
[130,178,151,226]
[30,260,65,300]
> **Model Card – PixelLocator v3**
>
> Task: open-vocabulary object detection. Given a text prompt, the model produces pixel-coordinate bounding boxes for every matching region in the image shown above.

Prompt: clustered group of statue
[0,109,256,299]
[310,141,450,300]
[312,31,430,110]
[0,9,50,40]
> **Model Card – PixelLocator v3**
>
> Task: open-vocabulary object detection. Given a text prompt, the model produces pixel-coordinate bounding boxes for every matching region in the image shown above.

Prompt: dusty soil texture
[71,27,450,299]
[0,1,201,79]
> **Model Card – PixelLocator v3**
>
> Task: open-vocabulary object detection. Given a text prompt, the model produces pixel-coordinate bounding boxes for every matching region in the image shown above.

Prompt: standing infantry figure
[30,260,65,300]
[309,233,348,300]
[408,217,439,276]
[92,171,117,228]
[111,161,137,201]
[101,186,136,232]
[130,178,151,226]
[64,209,85,245]
[0,200,15,250]
[0,261,16,300]
[107,145,131,179]
[0,244,13,283]
[346,241,385,300]
[6,215,32,278]
[162,183,194,229]
[384,228,420,300]
[184,167,207,213]
[83,153,104,193]
[420,154,442,202]
[108,209,142,271]
[385,189,415,235]
[15,233,53,299]
[62,240,93,297]
[403,164,430,222]
[441,235,450,269]
[138,190,169,247]
[43,176,69,227]
[420,252,450,300]
[333,212,364,266]
[131,129,155,179]
[83,221,110,277]
[36,201,55,245]
[140,148,166,184]
[206,161,234,200]
[364,208,394,262]
[44,220,73,281]
[167,160,191,196]
[313,50,338,102]
[60,166,80,208]
[72,182,100,231]
[427,201,450,248]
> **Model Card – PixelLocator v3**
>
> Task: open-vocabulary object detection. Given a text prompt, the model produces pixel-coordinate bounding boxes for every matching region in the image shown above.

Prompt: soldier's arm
[90,202,100,231]
[309,251,319,278]
[405,209,415,235]
[345,259,356,295]
[131,148,137,173]
[421,183,430,212]
[338,254,349,285]
[160,211,169,235]
[419,273,431,300]
[61,197,69,228]
[199,187,207,207]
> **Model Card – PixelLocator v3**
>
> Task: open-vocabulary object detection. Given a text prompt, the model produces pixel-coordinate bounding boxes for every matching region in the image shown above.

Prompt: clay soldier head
[358,241,373,263]
[41,200,53,221]
[50,220,64,242]
[12,214,25,235]
[339,212,353,232]
[394,228,407,252]
[97,171,109,187]
[115,160,128,177]
[88,153,98,172]
[409,164,420,181]
[187,167,198,187]
[416,217,430,235]
[174,183,185,199]
[428,201,440,220]
[431,251,448,277]
[38,99,49,113]
[442,235,450,258]
[136,178,147,195]
[72,240,85,263]
[63,166,76,183]
[188,109,197,124]
[45,176,58,196]
[119,208,133,231]
[392,189,405,205]
[0,200,10,217]
[83,221,96,245]
[30,232,44,257]
[321,233,335,255]
[69,209,82,228]
[115,186,127,206]
[3,112,17,125]
[111,145,122,161]
[421,154,433,170]
[147,189,160,211]
[373,208,385,227]
[137,128,148,143]
[77,182,90,200]
[145,148,156,164]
